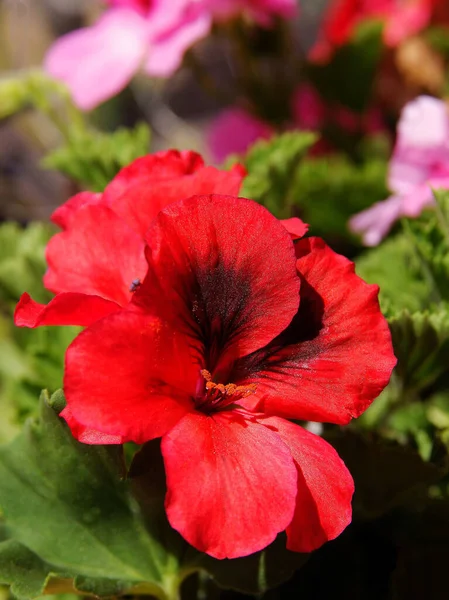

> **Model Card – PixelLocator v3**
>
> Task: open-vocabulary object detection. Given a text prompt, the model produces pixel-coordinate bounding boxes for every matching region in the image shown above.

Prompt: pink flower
[207,107,274,162]
[350,95,449,246]
[45,0,297,110]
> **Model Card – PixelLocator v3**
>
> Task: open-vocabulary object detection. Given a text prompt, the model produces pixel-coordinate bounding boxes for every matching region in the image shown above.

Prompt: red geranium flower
[62,194,396,559]
[14,150,245,329]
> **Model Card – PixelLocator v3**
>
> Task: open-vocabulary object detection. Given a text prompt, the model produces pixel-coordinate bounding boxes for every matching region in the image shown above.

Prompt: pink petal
[145,7,212,77]
[207,108,273,163]
[45,9,149,110]
[393,96,449,175]
[349,195,404,246]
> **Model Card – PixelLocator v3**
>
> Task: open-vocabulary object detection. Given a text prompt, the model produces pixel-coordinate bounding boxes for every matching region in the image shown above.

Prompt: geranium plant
[1,0,449,598]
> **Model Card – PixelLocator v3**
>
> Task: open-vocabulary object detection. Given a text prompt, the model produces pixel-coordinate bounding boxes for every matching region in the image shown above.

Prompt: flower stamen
[198,369,257,411]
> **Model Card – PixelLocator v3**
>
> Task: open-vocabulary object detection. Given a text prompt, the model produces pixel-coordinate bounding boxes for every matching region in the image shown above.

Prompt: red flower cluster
[15,151,396,559]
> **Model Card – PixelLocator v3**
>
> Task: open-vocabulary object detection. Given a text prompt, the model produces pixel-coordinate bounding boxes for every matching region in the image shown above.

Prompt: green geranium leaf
[356,235,428,316]
[295,154,388,245]
[241,131,317,217]
[0,222,53,309]
[0,391,181,600]
[43,122,151,191]
[404,190,449,302]
[388,309,449,394]
[0,540,67,600]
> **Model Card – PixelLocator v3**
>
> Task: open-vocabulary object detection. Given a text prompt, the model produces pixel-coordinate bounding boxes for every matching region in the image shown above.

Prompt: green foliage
[0,222,79,443]
[0,541,68,600]
[356,235,427,316]
[0,71,70,120]
[294,154,389,244]
[240,131,317,217]
[44,122,151,191]
[240,130,389,248]
[354,191,449,461]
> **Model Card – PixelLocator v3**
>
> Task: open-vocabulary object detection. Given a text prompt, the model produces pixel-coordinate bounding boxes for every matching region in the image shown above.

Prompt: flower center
[196,369,257,412]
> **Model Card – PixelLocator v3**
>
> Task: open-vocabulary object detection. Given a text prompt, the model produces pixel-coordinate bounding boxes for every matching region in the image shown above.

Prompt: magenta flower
[350,96,449,246]
[45,0,297,110]
[207,107,274,162]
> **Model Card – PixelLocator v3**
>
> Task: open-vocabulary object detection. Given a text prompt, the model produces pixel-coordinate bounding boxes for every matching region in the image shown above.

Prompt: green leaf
[0,221,80,442]
[388,309,449,394]
[241,131,317,217]
[0,222,53,309]
[294,154,389,245]
[0,540,69,600]
[403,189,449,303]
[356,234,428,316]
[0,391,179,599]
[43,123,151,191]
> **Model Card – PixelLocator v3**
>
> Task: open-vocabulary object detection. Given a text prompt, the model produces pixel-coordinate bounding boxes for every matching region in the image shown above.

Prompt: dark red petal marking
[133,194,300,379]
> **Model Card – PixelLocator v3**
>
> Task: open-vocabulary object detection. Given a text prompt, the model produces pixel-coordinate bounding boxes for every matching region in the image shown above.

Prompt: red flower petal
[61,406,124,444]
[44,204,147,306]
[281,217,309,240]
[263,416,354,552]
[64,309,196,443]
[14,292,120,328]
[135,195,300,378]
[51,191,104,229]
[235,237,396,424]
[162,410,297,559]
[103,150,245,237]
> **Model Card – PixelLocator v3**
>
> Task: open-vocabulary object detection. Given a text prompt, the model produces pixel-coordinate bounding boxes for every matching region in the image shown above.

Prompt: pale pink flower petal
[388,156,431,196]
[394,96,449,168]
[45,9,149,110]
[207,107,273,163]
[351,96,449,246]
[145,8,212,77]
[349,195,404,247]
